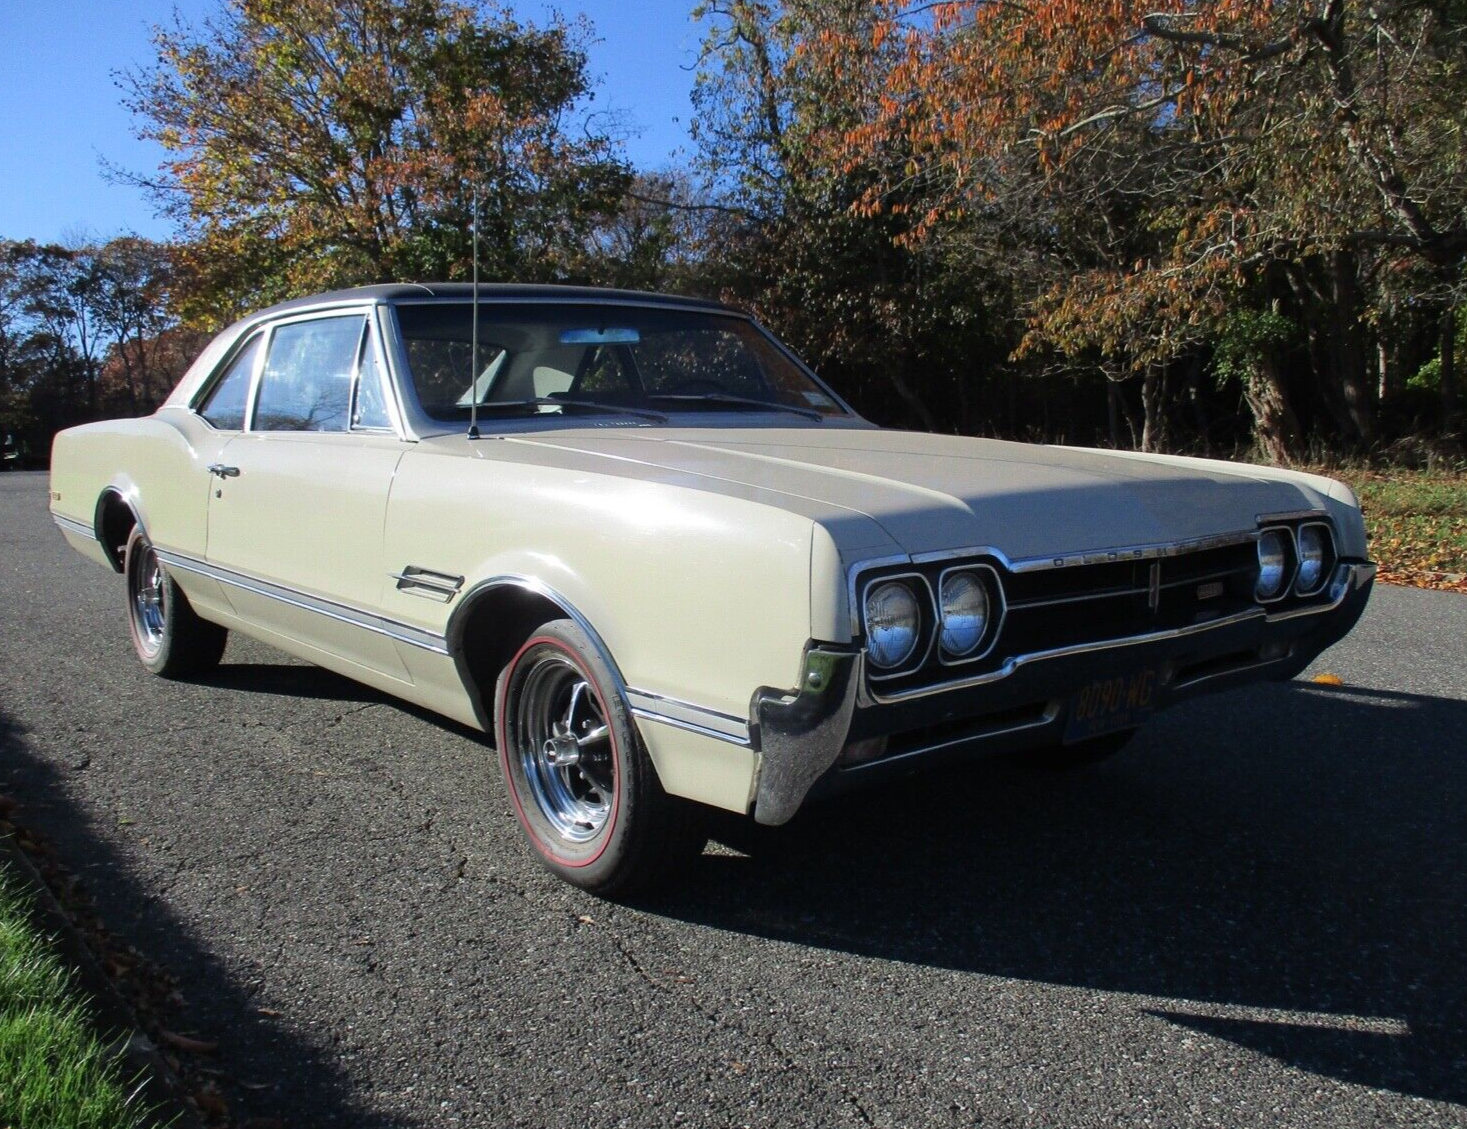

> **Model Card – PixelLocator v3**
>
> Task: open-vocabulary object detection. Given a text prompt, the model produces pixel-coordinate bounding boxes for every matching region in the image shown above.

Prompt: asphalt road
[2,468,1465,1128]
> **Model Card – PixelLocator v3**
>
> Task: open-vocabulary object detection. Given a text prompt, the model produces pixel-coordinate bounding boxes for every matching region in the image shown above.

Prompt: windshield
[392,302,846,424]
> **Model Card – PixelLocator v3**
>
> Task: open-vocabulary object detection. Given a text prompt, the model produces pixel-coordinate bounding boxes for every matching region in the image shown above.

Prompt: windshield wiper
[648,393,824,421]
[473,397,667,423]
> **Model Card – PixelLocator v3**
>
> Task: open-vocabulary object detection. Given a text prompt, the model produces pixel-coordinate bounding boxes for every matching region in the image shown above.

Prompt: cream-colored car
[50,284,1375,893]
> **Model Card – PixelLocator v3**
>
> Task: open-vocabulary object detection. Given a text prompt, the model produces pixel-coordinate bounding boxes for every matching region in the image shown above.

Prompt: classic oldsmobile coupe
[50,284,1374,893]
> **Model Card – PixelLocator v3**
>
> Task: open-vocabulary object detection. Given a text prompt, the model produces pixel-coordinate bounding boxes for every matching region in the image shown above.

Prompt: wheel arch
[93,486,145,573]
[447,576,630,733]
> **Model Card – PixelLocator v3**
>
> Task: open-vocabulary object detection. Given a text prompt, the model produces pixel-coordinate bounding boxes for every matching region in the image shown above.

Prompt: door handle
[207,464,241,478]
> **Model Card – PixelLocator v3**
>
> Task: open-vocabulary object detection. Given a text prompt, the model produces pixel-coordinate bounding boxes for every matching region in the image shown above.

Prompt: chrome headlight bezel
[936,564,1005,665]
[1255,526,1295,603]
[1294,521,1335,596]
[861,575,930,674]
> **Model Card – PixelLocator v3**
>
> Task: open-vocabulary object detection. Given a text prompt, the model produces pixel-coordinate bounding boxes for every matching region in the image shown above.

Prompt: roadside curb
[0,825,206,1129]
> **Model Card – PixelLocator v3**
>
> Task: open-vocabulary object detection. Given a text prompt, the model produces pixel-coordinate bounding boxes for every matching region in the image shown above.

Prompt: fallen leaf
[1310,673,1344,686]
[193,1089,228,1117]
[161,1029,219,1054]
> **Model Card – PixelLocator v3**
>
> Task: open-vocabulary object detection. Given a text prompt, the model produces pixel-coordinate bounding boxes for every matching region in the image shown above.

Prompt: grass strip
[0,861,158,1129]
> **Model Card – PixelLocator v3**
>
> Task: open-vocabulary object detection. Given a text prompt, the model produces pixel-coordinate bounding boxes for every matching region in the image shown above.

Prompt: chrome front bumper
[750,561,1375,825]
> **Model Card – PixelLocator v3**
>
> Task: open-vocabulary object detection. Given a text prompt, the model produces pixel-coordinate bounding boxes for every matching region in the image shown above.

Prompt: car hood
[459,426,1335,560]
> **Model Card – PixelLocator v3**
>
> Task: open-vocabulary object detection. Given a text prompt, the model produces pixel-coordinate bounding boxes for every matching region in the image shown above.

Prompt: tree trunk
[1442,305,1458,421]
[888,367,938,432]
[1244,356,1301,464]
[1107,380,1122,448]
[1139,364,1163,452]
[1329,250,1376,446]
[1183,351,1210,452]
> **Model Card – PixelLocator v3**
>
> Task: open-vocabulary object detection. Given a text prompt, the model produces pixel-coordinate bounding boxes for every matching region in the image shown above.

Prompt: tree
[121,0,632,322]
[90,237,182,412]
[815,0,1467,451]
[691,0,1021,432]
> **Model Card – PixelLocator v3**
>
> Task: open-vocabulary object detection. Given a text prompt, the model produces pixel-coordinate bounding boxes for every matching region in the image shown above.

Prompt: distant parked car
[49,284,1375,893]
[2,433,21,469]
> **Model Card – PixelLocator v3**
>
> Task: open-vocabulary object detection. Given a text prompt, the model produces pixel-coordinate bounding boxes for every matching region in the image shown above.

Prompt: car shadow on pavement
[650,679,1467,1106]
[200,662,390,704]
[0,709,406,1129]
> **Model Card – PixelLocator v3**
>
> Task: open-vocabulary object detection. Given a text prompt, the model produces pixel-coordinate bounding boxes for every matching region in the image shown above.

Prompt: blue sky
[0,0,705,244]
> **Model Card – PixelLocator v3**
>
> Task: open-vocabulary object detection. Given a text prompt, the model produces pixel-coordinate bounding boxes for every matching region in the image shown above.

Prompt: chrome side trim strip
[155,550,449,655]
[625,688,751,747]
[52,513,97,541]
[630,709,753,748]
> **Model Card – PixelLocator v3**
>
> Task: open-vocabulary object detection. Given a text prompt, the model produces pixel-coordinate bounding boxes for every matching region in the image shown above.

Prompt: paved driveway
[2,469,1464,1127]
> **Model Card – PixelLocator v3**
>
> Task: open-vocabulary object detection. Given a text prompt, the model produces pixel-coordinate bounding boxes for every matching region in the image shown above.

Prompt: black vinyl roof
[256,282,740,318]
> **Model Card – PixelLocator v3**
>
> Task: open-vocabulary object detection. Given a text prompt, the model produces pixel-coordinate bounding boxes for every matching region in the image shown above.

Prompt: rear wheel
[496,619,704,896]
[124,527,227,677]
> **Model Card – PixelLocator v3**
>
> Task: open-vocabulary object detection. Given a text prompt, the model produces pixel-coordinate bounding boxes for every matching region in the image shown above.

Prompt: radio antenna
[468,188,481,440]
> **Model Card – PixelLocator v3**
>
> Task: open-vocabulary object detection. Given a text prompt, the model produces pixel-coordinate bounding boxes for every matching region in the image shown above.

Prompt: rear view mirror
[559,327,640,345]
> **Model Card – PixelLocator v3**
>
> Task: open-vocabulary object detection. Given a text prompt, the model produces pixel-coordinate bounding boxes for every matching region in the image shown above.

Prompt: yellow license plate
[1064,669,1158,743]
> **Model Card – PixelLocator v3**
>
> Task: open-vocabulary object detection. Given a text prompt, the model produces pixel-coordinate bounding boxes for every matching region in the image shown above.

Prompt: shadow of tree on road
[0,709,408,1129]
[646,680,1467,1106]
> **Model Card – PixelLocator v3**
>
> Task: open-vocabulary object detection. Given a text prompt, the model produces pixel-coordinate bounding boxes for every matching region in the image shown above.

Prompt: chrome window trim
[860,560,1373,705]
[390,296,756,314]
[190,328,268,431]
[368,304,414,439]
[935,562,1007,666]
[384,298,858,436]
[1293,520,1336,596]
[248,307,376,436]
[348,317,405,437]
[861,571,938,680]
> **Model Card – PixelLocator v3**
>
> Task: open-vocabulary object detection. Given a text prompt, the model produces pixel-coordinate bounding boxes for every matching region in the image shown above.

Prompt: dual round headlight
[1296,524,1330,594]
[938,570,990,657]
[864,570,994,670]
[1257,525,1334,600]
[1256,529,1289,600]
[864,580,922,669]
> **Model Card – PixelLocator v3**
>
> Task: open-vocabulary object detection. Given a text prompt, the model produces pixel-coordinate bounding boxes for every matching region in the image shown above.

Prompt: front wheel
[495,619,704,896]
[124,527,227,678]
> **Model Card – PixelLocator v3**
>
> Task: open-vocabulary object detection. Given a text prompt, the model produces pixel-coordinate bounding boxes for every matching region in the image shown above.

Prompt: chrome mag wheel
[129,542,166,656]
[514,654,616,842]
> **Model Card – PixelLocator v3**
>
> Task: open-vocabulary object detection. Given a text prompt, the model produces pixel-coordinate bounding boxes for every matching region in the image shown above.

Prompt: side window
[198,334,261,430]
[255,315,364,432]
[352,327,393,430]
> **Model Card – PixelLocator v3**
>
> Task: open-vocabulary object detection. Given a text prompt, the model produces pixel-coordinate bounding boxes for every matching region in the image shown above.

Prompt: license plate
[1064,668,1158,743]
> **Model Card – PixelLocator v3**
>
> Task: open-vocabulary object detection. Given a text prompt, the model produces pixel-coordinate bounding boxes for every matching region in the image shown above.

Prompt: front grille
[856,521,1337,700]
[1000,541,1257,658]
